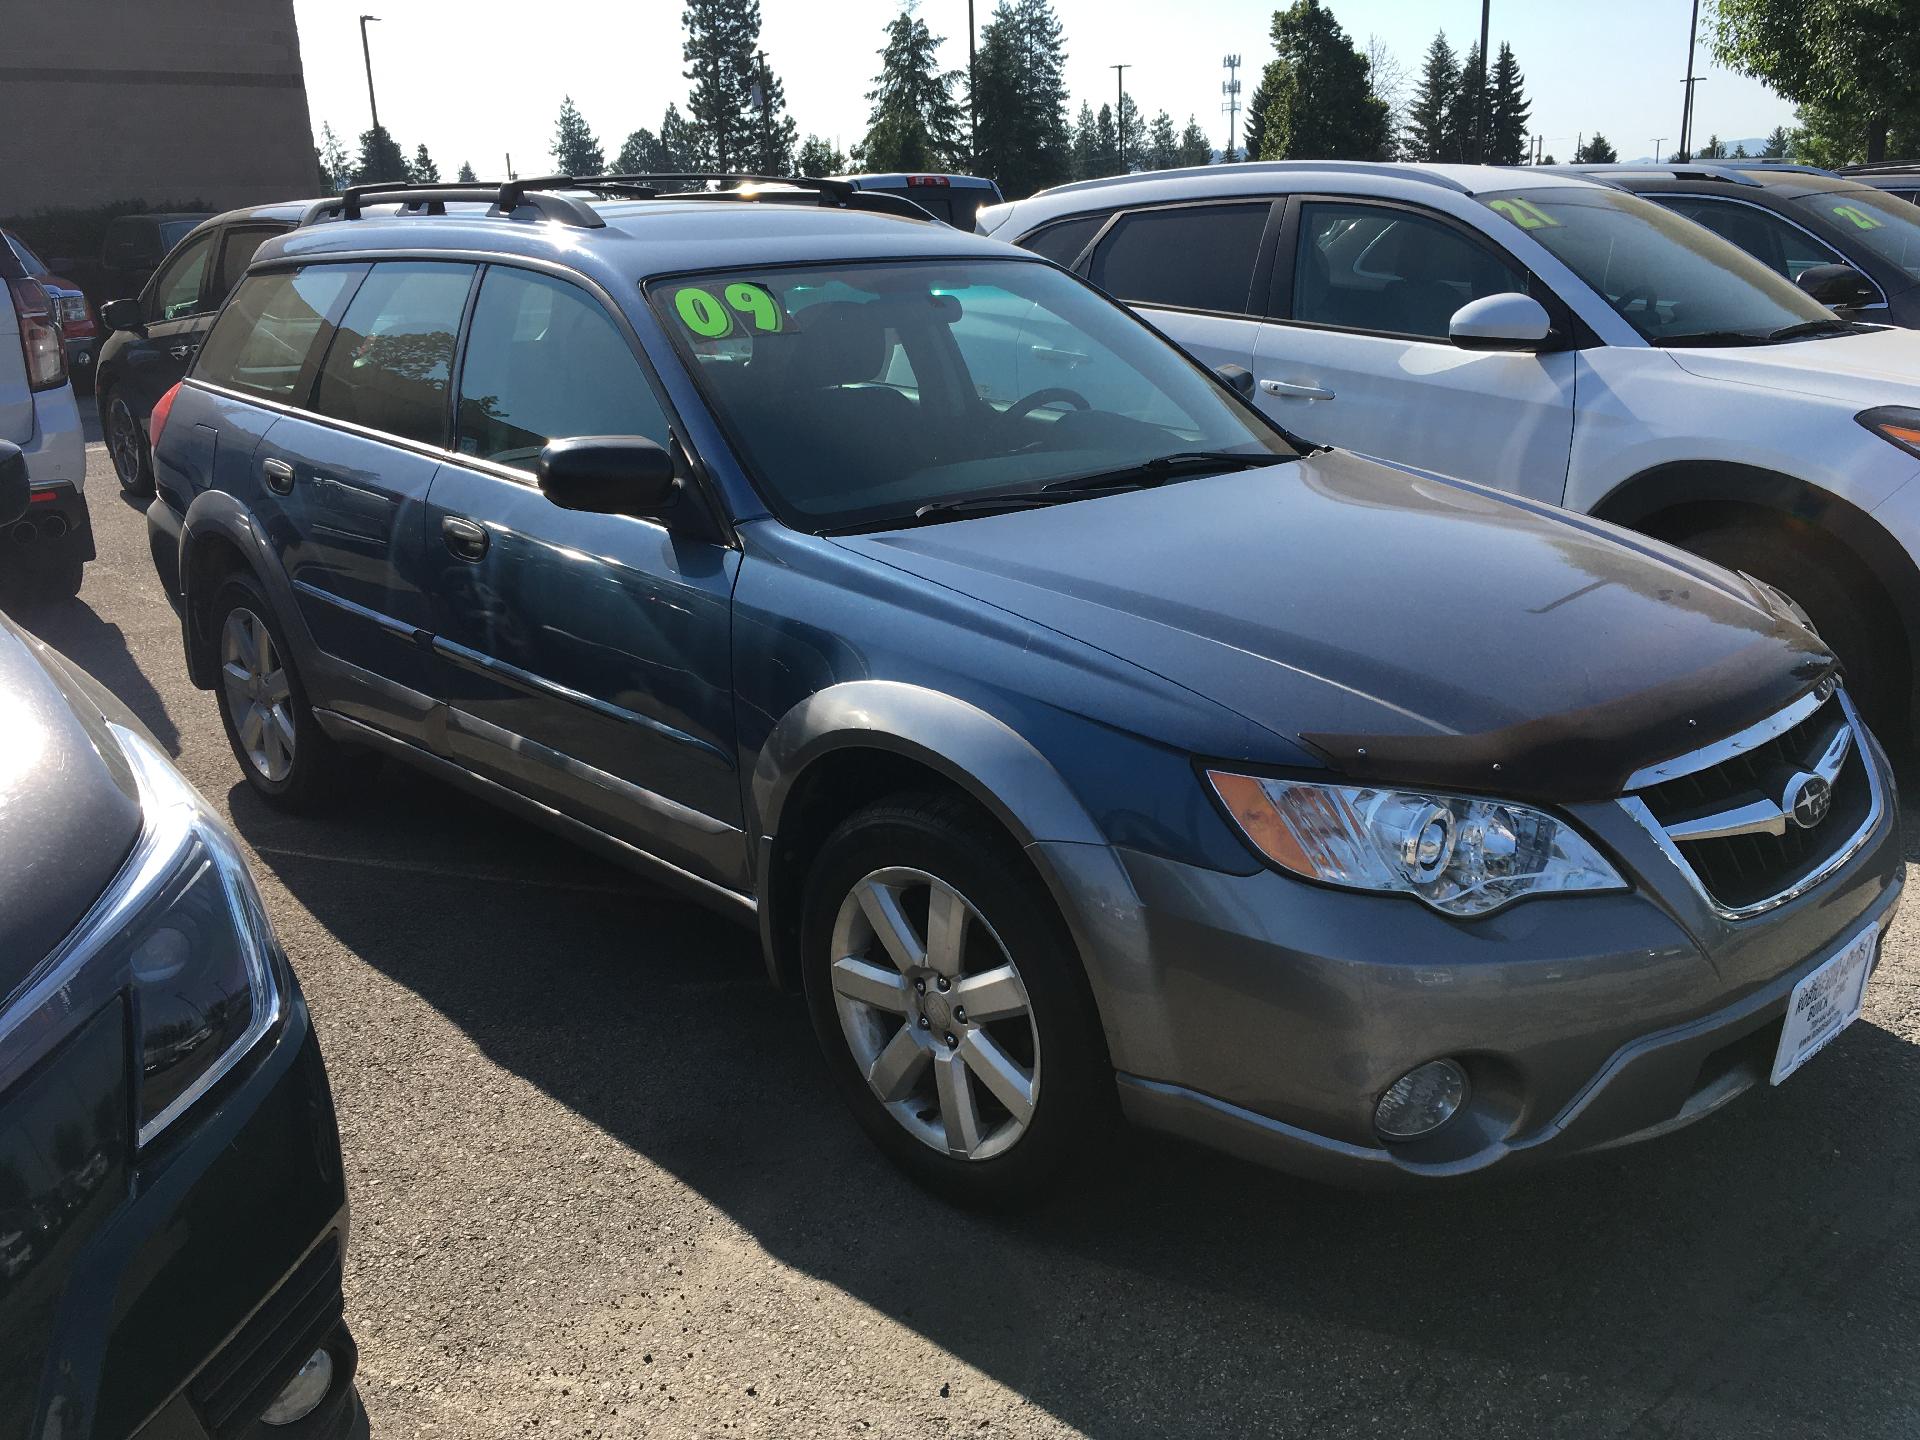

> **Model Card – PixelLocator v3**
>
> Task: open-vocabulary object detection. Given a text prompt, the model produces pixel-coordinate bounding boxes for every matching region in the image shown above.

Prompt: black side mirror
[1796,263,1876,310]
[100,297,144,333]
[1213,363,1256,399]
[0,441,29,530]
[537,436,678,518]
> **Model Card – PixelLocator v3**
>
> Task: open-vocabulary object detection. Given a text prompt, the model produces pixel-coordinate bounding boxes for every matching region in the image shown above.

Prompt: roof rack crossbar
[299,180,606,229]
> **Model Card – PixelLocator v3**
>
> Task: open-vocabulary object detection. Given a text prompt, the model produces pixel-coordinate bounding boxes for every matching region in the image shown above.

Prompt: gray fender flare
[178,490,311,690]
[750,681,1149,1037]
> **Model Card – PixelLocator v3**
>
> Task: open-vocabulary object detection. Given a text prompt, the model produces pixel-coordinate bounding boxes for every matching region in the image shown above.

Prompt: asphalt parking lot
[11,432,1920,1438]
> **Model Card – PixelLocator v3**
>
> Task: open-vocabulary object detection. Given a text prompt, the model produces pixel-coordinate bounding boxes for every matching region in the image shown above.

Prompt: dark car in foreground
[148,176,1901,1204]
[97,204,302,496]
[1557,162,1920,324]
[0,440,365,1438]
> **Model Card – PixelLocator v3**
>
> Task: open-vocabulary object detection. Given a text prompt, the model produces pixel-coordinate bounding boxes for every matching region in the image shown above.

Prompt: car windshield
[647,258,1293,529]
[1480,186,1834,344]
[1790,188,1920,281]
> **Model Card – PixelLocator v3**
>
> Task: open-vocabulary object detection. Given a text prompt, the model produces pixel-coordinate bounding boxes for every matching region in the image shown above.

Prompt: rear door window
[195,265,362,402]
[213,225,288,302]
[1018,215,1106,270]
[147,230,216,321]
[1088,203,1269,315]
[312,262,474,446]
[1291,201,1528,340]
[454,266,670,470]
[1654,197,1845,282]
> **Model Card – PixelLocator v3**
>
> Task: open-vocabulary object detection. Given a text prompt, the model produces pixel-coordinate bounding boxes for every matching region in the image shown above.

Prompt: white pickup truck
[1,235,88,599]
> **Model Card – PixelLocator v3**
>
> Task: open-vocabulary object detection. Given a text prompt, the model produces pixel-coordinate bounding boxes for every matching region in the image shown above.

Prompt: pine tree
[615,128,667,173]
[1259,0,1391,161]
[970,0,1073,198]
[855,8,966,172]
[1573,132,1619,164]
[659,104,701,171]
[409,144,441,183]
[1069,100,1099,179]
[1762,124,1792,158]
[1732,141,1751,158]
[1115,92,1145,171]
[1092,103,1120,176]
[1486,42,1529,166]
[551,96,605,174]
[1442,43,1486,162]
[1145,110,1178,170]
[353,125,409,184]
[682,0,766,170]
[1240,68,1272,162]
[1403,31,1458,162]
[456,161,477,183]
[796,135,847,176]
[1176,116,1214,167]
[319,122,352,193]
[1697,133,1726,159]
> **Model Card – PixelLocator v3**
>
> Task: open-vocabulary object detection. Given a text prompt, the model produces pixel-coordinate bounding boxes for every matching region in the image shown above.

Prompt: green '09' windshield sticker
[672,283,785,338]
[1489,198,1560,230]
[1830,203,1886,231]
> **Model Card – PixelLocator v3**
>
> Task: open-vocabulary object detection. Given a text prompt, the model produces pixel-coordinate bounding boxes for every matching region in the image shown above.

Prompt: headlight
[109,723,281,1143]
[1857,405,1920,460]
[1207,772,1626,917]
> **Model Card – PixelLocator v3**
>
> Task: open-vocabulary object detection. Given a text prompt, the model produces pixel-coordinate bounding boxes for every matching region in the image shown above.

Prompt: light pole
[358,14,382,134]
[1112,63,1130,172]
[1652,137,1667,163]
[1475,0,1490,162]
[967,0,977,164]
[1679,0,1701,159]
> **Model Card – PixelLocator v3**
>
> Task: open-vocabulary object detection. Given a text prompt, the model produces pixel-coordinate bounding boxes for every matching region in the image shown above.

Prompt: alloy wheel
[220,607,296,782]
[828,866,1040,1161]
[108,396,145,489]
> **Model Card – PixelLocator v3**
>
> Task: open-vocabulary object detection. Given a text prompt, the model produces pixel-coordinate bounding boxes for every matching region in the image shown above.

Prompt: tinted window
[214,226,286,301]
[1020,215,1105,269]
[313,262,472,446]
[1791,189,1920,280]
[148,230,215,321]
[1090,204,1268,314]
[455,267,669,469]
[5,234,48,277]
[1656,197,1845,282]
[196,265,360,401]
[1479,187,1832,343]
[1293,203,1528,339]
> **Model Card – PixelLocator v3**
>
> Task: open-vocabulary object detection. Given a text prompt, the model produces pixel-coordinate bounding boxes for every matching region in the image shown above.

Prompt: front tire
[103,389,153,497]
[801,793,1111,1208]
[208,575,355,810]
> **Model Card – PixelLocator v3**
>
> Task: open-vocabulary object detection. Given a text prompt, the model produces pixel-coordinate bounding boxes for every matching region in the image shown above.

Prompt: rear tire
[208,574,356,810]
[1675,521,1905,740]
[800,792,1112,1208]
[103,389,153,497]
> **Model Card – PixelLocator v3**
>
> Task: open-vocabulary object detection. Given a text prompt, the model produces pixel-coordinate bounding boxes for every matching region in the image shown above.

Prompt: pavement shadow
[229,761,1920,1439]
[4,594,181,755]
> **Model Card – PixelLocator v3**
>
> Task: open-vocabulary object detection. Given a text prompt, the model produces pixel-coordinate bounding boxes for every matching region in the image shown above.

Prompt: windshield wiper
[1766,318,1857,342]
[1037,449,1295,494]
[1658,330,1772,347]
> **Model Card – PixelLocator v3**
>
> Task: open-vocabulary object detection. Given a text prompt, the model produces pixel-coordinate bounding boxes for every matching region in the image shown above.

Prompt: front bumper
[1039,739,1904,1186]
[4,985,364,1439]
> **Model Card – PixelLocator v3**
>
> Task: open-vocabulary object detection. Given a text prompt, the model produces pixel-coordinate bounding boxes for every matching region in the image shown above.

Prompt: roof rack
[1838,161,1920,176]
[1032,160,1475,201]
[298,173,936,231]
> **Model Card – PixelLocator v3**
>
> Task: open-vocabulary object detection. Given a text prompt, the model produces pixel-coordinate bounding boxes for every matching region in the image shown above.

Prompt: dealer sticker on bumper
[1771,922,1879,1085]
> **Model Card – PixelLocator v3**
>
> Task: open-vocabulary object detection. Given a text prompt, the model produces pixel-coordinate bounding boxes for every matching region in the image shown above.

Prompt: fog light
[1375,1059,1469,1140]
[260,1348,334,1426]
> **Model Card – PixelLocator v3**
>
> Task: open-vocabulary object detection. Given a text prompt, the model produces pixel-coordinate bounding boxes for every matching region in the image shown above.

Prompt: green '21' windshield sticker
[1488,198,1561,230]
[672,283,785,338]
[1830,203,1886,231]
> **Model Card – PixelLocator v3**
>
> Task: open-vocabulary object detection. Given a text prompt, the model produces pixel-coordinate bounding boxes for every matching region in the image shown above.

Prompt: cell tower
[1222,54,1242,164]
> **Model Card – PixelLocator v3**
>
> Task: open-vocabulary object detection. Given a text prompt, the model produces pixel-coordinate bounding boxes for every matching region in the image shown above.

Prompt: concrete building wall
[0,0,318,212]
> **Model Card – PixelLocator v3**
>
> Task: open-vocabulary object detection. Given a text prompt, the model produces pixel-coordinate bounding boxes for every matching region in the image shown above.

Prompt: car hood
[832,451,1833,803]
[1664,324,1920,403]
[0,620,142,1001]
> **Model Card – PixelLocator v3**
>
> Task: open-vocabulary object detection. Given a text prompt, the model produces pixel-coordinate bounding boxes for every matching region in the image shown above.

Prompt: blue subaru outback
[147,173,1901,1204]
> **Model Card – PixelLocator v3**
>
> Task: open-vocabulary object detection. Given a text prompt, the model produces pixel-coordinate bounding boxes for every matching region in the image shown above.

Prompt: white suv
[983,162,1920,735]
[1,239,88,600]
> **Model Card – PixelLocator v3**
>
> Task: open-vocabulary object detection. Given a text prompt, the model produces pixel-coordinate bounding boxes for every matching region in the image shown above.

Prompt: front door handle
[1260,378,1336,401]
[441,514,490,562]
[262,458,295,495]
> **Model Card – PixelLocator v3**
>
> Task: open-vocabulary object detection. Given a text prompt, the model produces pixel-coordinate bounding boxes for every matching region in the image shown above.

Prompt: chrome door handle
[1260,378,1336,400]
[262,458,295,495]
[168,343,198,361]
[441,514,490,562]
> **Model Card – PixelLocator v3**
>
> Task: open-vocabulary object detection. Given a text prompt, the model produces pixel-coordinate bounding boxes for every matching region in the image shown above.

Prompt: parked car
[985,160,1920,738]
[4,229,100,392]
[96,203,303,496]
[97,211,213,302]
[1550,162,1920,324]
[1838,163,1920,206]
[833,172,1004,229]
[146,177,1900,1202]
[0,472,367,1437]
[1,238,90,600]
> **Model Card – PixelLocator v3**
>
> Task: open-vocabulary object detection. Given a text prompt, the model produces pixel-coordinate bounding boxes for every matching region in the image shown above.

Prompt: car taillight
[8,277,67,391]
[149,381,182,451]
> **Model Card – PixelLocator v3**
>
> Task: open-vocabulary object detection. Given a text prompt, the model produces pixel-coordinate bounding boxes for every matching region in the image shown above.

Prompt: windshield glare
[1793,188,1920,281]
[648,259,1291,529]
[1482,187,1833,343]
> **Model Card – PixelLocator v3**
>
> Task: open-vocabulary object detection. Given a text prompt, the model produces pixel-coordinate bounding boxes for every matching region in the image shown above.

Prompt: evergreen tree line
[1396,29,1530,164]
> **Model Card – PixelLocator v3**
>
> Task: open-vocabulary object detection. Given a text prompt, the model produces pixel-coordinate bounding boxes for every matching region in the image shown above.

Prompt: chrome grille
[1621,684,1880,917]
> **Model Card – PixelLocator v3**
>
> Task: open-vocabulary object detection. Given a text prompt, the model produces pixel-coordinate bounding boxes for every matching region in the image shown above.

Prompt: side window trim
[305,260,480,450]
[1648,193,1889,309]
[292,262,375,412]
[1267,193,1591,348]
[1084,198,1283,319]
[192,260,369,407]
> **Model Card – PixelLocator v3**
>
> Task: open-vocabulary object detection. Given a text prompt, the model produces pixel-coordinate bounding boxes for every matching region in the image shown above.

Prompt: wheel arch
[177,490,310,691]
[1590,460,1920,716]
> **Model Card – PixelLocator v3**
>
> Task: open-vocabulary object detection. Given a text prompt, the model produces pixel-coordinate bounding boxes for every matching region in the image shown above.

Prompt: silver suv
[1,238,89,599]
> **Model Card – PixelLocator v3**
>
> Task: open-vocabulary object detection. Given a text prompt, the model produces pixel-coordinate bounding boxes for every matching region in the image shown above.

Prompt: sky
[289,0,1799,176]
